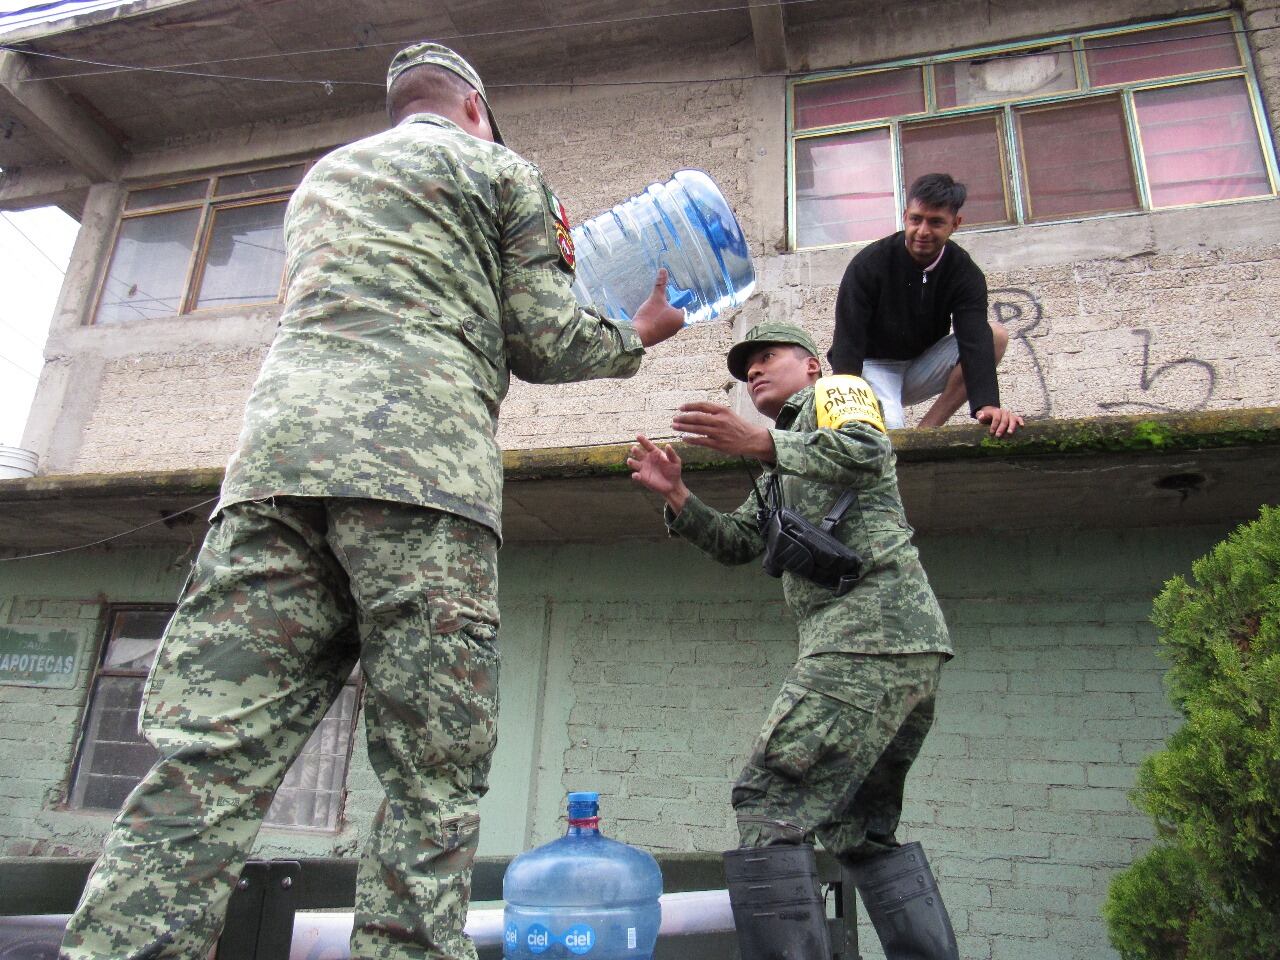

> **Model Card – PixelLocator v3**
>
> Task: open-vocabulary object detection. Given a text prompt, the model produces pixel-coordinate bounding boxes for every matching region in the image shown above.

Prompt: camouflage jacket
[668,381,952,658]
[218,114,644,538]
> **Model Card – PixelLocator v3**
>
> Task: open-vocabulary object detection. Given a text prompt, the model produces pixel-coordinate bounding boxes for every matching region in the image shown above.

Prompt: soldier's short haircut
[387,65,476,124]
[906,173,967,215]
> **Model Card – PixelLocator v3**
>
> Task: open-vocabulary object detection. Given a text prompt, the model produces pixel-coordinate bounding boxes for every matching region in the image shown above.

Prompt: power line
[1,11,1273,91]
[0,211,67,275]
[0,350,39,378]
[0,312,44,349]
[3,0,828,83]
[0,495,220,563]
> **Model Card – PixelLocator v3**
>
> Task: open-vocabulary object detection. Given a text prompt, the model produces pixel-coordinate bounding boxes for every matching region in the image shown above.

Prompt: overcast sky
[1,3,97,451]
[0,207,78,449]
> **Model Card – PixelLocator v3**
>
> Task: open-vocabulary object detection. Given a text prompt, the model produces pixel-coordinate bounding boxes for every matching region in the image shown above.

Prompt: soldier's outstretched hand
[627,434,690,513]
[631,268,687,347]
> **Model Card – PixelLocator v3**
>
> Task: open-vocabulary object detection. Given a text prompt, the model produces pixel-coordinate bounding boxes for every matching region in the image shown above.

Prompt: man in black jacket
[828,173,1024,437]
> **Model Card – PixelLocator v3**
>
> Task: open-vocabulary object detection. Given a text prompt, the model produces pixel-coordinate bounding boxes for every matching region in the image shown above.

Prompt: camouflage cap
[726,322,819,381]
[386,42,505,145]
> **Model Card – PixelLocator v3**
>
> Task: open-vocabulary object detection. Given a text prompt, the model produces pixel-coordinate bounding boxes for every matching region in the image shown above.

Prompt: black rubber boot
[846,842,959,960]
[723,844,833,960]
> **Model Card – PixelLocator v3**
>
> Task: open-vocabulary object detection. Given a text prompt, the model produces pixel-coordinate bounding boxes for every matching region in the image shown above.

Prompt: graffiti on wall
[1098,329,1216,413]
[987,288,1218,416]
[988,287,1052,418]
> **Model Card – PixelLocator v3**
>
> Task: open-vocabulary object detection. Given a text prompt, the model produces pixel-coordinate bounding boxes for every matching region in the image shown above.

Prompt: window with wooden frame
[788,14,1279,250]
[93,162,310,324]
[68,605,360,831]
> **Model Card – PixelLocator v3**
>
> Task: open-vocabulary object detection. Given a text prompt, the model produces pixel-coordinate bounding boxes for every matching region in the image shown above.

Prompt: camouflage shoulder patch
[542,182,575,274]
[815,375,886,434]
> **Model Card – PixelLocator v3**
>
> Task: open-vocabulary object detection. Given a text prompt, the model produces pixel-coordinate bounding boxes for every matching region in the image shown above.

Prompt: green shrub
[1103,844,1197,960]
[1105,506,1280,960]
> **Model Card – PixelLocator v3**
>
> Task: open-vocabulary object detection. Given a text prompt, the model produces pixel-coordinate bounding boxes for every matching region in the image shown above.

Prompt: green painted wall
[0,520,1243,959]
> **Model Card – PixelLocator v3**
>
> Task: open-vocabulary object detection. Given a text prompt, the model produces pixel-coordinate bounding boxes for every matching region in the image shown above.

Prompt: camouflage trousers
[732,652,943,862]
[60,496,500,960]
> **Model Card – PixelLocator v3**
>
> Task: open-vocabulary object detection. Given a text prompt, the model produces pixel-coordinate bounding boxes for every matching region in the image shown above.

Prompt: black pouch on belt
[754,473,864,596]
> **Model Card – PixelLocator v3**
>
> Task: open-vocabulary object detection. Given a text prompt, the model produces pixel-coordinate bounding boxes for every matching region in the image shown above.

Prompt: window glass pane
[935,44,1075,109]
[1136,78,1271,207]
[216,164,306,196]
[71,607,357,827]
[103,610,171,672]
[70,675,160,810]
[125,180,208,210]
[95,208,201,324]
[1084,19,1240,87]
[194,201,288,310]
[901,114,1011,226]
[794,128,897,248]
[1017,95,1139,221]
[265,683,358,830]
[794,67,925,130]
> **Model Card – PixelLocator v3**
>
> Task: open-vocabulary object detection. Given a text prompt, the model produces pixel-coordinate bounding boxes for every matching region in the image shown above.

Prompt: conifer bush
[1103,505,1280,960]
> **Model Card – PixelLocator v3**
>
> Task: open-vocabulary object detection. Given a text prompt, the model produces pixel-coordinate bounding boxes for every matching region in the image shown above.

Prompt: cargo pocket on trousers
[426,620,501,787]
[753,682,844,782]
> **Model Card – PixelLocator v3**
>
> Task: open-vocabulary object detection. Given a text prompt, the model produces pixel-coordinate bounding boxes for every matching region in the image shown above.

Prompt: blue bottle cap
[567,792,600,823]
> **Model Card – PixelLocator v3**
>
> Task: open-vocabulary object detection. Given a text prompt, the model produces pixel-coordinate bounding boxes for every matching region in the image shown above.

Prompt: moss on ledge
[2,408,1277,501]
[505,407,1280,478]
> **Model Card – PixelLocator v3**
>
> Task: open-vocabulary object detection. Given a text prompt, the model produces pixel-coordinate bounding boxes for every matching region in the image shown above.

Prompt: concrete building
[1,1,1278,957]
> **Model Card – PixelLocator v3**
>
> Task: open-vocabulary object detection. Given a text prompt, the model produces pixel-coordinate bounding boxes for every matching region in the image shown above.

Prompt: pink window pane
[901,114,1011,226]
[1136,78,1271,207]
[794,68,925,130]
[1085,19,1240,87]
[1017,96,1139,221]
[794,128,897,248]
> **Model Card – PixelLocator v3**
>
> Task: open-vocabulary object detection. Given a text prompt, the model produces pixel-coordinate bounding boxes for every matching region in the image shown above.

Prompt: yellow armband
[815,375,886,434]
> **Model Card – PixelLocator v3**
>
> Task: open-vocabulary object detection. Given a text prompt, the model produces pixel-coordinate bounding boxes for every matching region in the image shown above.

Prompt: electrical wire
[0,350,38,377]
[0,495,219,562]
[2,0,827,82]
[0,312,44,349]
[1,6,1272,91]
[0,350,39,378]
[0,211,67,275]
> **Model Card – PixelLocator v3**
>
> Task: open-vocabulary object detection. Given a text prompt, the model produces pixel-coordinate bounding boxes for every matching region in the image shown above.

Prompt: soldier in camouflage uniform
[60,43,686,960]
[627,323,960,960]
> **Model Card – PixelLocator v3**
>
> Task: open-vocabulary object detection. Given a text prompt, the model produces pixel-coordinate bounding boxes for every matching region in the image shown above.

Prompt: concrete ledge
[1,408,1278,553]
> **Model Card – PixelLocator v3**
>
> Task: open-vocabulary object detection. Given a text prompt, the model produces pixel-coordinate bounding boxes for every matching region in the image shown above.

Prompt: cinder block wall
[0,522,1230,960]
[522,527,1201,960]
[27,0,1280,474]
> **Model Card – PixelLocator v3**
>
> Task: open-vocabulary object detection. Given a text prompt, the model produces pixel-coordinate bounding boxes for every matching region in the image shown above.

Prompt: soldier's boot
[723,844,833,960]
[847,842,959,960]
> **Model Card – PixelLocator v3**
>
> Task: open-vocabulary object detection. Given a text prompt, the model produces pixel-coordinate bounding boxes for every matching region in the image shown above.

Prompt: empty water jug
[503,792,662,960]
[568,170,756,326]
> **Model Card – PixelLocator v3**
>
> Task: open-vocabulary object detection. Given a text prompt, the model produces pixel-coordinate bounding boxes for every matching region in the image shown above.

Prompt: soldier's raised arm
[495,161,683,383]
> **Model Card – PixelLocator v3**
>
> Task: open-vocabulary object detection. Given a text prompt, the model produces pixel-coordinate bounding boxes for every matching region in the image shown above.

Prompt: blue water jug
[569,170,756,326]
[503,792,663,960]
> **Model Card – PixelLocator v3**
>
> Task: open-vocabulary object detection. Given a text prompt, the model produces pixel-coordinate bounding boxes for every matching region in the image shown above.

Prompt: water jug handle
[665,281,695,310]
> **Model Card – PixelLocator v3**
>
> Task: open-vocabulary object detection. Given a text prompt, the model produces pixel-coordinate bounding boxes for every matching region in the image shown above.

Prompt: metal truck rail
[0,854,860,960]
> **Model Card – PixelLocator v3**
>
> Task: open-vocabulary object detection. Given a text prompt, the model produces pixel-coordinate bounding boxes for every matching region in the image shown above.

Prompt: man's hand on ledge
[976,405,1025,438]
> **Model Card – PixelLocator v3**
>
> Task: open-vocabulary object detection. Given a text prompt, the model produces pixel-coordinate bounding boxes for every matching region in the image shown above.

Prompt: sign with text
[0,626,84,688]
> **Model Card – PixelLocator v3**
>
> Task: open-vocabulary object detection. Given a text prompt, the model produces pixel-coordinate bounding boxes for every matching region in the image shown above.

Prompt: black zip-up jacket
[827,232,998,415]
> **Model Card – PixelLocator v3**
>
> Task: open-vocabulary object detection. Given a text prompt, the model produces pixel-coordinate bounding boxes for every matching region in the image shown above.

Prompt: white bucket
[0,446,38,479]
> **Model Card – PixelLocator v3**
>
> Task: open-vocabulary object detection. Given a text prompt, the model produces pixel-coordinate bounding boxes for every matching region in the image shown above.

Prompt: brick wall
[0,521,1238,958]
[31,0,1280,474]
[70,347,264,475]
[776,244,1280,427]
[512,526,1209,960]
[0,596,103,857]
